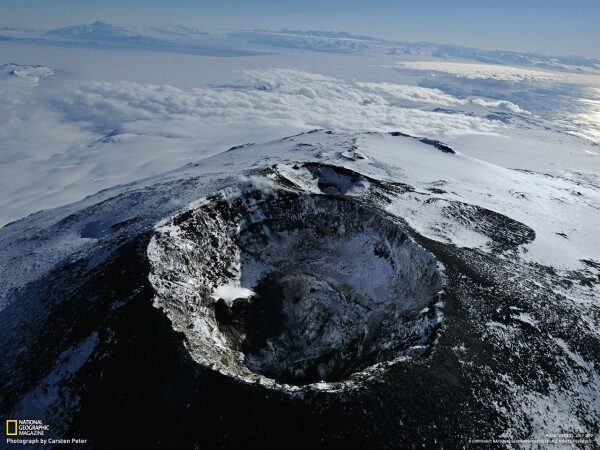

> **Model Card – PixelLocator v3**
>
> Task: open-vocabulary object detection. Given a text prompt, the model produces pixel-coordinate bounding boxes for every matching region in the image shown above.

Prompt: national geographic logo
[5,419,48,436]
[6,420,18,436]
[4,419,88,446]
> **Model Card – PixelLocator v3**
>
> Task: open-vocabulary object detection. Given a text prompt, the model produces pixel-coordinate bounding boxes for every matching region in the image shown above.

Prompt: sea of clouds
[397,61,561,82]
[0,62,595,227]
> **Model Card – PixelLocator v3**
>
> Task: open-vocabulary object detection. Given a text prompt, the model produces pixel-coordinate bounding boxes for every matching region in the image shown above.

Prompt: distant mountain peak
[48,21,135,39]
[89,20,119,28]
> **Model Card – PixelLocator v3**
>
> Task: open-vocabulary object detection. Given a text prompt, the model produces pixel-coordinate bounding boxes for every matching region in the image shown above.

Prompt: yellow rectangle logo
[6,419,18,436]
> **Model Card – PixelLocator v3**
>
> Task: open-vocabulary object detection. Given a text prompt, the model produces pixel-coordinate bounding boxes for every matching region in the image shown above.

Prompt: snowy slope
[0,130,597,447]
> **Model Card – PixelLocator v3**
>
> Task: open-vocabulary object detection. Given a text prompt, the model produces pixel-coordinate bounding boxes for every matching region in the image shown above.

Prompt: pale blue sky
[2,0,599,57]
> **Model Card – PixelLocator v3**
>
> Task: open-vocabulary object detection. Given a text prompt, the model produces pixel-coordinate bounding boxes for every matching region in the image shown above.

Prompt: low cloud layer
[397,61,560,82]
[2,68,523,226]
[356,81,528,113]
[56,69,503,137]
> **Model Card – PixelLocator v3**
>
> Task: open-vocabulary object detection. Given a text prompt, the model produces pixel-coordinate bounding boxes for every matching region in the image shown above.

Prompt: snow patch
[2,63,54,85]
[212,284,255,304]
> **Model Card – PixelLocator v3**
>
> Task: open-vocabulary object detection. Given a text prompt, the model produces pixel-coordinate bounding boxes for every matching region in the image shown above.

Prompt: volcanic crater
[149,185,445,391]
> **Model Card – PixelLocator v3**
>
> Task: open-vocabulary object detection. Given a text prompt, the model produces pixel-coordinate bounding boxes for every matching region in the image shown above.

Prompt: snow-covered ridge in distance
[0,20,261,56]
[48,20,138,39]
[277,28,384,42]
[2,20,599,71]
[146,24,210,37]
[46,20,167,47]
[431,44,600,71]
[228,30,372,53]
[227,27,600,71]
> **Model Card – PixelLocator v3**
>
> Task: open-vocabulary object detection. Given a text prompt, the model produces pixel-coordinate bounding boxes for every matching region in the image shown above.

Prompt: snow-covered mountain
[228,28,600,69]
[0,16,599,446]
[3,20,599,71]
[0,130,598,447]
[48,20,136,39]
[38,20,259,55]
[47,20,162,46]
